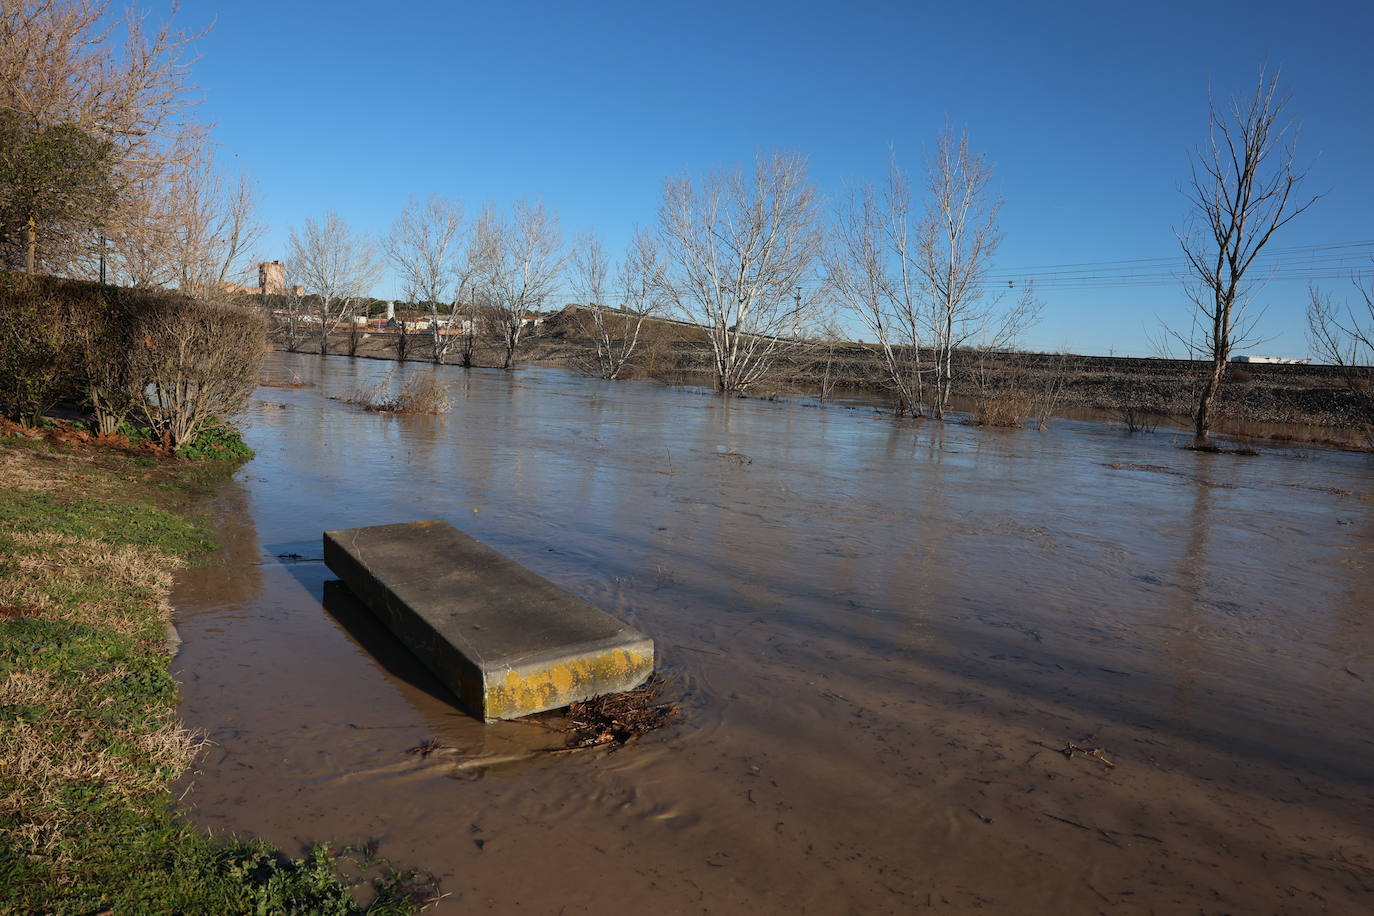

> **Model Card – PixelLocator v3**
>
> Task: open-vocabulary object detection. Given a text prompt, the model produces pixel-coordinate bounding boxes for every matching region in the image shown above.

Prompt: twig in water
[1041,739,1117,768]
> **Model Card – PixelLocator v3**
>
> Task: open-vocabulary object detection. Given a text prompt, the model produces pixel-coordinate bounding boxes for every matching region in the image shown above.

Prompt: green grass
[0,489,217,557]
[0,438,437,914]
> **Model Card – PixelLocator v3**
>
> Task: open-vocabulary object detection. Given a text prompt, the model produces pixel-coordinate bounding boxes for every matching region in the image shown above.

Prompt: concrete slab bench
[323,521,654,721]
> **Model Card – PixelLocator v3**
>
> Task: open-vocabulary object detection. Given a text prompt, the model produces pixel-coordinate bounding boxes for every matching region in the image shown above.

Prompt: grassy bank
[0,434,434,914]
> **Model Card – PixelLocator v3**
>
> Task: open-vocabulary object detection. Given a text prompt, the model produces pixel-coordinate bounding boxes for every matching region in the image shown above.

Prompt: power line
[549,238,1374,300]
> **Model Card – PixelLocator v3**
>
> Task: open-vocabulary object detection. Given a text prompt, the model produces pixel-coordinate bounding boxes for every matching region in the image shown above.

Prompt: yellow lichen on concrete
[484,648,652,720]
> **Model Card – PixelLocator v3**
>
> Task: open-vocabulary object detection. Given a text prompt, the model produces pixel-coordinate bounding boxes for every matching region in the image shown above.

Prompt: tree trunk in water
[1194,358,1226,439]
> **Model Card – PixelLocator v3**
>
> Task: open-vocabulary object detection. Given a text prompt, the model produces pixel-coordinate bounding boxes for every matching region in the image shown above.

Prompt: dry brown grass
[0,530,180,640]
[0,447,71,493]
[0,666,200,866]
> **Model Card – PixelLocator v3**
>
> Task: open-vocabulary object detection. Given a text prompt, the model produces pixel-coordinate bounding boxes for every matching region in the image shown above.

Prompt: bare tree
[472,199,563,370]
[916,127,1005,419]
[286,211,382,357]
[0,0,209,276]
[1176,68,1318,439]
[272,286,310,353]
[832,136,1027,419]
[167,148,264,299]
[658,151,823,395]
[829,158,926,415]
[102,136,265,297]
[1308,266,1374,434]
[385,193,469,363]
[570,229,669,379]
[454,207,500,367]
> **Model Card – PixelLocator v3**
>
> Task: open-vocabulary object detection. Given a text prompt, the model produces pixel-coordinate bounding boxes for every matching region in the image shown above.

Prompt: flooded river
[173,351,1374,914]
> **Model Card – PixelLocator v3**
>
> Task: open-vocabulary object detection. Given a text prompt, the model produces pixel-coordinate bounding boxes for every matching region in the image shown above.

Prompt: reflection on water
[174,352,1374,913]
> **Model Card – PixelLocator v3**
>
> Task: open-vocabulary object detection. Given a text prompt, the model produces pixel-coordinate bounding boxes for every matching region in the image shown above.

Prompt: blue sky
[178,0,1373,357]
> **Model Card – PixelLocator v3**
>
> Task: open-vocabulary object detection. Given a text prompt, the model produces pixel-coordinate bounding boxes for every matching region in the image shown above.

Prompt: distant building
[1231,355,1310,365]
[259,260,286,296]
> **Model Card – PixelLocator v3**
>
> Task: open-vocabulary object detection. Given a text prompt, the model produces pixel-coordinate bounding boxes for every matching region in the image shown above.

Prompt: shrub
[0,276,267,450]
[173,421,255,462]
[974,388,1030,428]
[132,298,267,449]
[347,373,450,414]
[0,273,75,425]
[64,284,144,435]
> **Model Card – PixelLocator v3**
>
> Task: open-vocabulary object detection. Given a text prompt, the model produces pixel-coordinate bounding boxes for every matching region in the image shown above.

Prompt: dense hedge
[0,273,266,449]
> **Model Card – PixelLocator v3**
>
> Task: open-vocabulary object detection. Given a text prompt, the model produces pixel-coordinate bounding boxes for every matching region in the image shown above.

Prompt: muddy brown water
[173,352,1374,914]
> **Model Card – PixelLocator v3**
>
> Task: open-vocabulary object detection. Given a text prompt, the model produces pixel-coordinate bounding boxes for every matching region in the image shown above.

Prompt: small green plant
[173,422,255,463]
[116,419,151,446]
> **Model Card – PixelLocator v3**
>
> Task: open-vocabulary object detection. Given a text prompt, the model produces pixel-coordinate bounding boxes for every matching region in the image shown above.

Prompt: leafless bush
[132,299,267,448]
[973,388,1030,428]
[1119,403,1159,434]
[1309,273,1374,437]
[348,374,450,414]
[1007,351,1070,430]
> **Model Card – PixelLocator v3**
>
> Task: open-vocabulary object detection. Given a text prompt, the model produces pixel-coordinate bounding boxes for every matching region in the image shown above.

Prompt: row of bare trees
[280,199,569,370]
[277,137,1039,421]
[296,67,1364,440]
